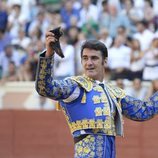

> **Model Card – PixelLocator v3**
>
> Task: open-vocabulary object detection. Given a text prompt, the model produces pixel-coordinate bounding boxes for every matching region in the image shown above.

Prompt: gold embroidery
[92,95,100,104]
[70,76,93,92]
[106,83,126,99]
[81,90,86,103]
[37,59,48,97]
[81,120,89,128]
[89,120,95,128]
[100,93,108,103]
[75,135,95,157]
[96,119,103,128]
[75,135,104,158]
[104,120,111,129]
[94,107,110,116]
[76,120,82,129]
[94,107,103,116]
[93,86,103,92]
[83,146,90,154]
[103,107,110,116]
[68,119,115,134]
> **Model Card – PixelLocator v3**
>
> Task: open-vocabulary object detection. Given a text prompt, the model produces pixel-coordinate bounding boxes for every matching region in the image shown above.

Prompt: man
[35,31,158,158]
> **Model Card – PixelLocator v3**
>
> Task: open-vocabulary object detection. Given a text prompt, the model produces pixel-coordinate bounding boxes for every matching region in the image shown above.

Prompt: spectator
[116,78,125,89]
[11,27,31,50]
[151,79,158,93]
[0,0,8,33]
[99,27,113,49]
[28,10,49,41]
[116,25,128,44]
[17,58,33,81]
[0,29,13,53]
[7,61,18,81]
[0,1,12,53]
[98,0,109,29]
[133,20,154,51]
[54,36,75,80]
[79,0,99,39]
[120,0,143,34]
[108,35,131,80]
[99,3,130,38]
[66,26,80,45]
[143,37,158,81]
[75,32,87,75]
[7,1,24,38]
[0,61,18,84]
[130,38,145,80]
[143,0,154,30]
[0,44,20,78]
[60,0,80,29]
[18,39,44,81]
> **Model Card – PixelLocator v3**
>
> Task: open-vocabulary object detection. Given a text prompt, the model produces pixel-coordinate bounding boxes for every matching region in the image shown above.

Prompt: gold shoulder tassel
[81,90,86,103]
[55,101,61,111]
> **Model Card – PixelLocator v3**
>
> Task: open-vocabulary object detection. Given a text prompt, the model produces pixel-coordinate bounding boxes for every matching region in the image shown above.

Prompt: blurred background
[0,0,158,157]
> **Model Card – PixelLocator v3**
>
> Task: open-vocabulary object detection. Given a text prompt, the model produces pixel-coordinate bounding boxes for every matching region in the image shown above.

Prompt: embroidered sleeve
[121,92,158,121]
[35,51,79,100]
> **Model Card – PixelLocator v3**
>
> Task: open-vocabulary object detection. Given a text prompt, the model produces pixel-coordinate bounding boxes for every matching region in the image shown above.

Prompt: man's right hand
[45,31,57,57]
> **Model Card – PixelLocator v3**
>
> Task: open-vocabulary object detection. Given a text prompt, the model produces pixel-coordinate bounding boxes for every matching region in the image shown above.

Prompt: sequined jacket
[35,52,158,137]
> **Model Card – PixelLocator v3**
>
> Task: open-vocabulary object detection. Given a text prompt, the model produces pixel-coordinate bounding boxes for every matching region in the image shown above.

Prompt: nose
[86,58,93,65]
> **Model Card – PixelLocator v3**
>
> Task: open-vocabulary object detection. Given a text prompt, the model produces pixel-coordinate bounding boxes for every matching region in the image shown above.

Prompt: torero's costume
[35,52,158,158]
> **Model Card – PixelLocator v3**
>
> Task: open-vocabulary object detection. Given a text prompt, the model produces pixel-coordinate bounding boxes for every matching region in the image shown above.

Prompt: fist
[45,31,57,57]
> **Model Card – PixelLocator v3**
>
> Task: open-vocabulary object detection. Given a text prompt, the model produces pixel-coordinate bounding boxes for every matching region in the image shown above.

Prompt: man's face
[81,48,106,81]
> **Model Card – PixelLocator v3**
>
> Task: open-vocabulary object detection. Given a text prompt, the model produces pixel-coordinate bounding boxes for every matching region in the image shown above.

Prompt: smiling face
[81,48,106,81]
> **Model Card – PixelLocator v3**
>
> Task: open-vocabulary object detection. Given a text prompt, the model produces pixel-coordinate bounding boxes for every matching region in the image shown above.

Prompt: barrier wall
[0,110,158,158]
[0,110,73,158]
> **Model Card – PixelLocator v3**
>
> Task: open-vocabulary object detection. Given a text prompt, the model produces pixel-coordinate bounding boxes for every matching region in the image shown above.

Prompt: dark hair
[102,0,108,6]
[80,39,108,59]
[136,19,148,28]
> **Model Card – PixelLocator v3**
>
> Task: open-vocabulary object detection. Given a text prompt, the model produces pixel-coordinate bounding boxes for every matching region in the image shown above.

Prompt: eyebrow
[82,55,99,58]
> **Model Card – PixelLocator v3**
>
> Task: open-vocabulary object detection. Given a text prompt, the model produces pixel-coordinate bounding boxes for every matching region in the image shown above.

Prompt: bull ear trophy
[49,27,64,58]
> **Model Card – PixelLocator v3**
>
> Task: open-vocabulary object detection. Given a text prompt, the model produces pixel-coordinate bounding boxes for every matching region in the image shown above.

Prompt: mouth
[86,68,95,71]
[86,68,95,73]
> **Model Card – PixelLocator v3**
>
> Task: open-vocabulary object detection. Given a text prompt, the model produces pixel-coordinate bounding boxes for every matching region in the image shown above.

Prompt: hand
[45,31,57,57]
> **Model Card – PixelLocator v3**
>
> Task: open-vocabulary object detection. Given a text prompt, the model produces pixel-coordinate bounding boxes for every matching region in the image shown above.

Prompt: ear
[104,58,107,66]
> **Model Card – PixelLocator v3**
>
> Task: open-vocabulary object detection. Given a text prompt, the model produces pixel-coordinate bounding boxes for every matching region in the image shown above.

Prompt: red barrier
[0,110,158,158]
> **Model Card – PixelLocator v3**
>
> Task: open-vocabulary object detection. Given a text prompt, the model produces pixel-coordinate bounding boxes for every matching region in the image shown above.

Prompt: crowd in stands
[0,0,158,101]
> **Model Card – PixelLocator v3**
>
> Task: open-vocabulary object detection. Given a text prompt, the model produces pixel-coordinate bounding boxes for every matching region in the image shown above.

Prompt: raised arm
[121,92,158,121]
[35,30,79,100]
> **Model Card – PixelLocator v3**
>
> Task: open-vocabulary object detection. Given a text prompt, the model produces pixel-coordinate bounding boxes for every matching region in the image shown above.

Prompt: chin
[86,73,97,80]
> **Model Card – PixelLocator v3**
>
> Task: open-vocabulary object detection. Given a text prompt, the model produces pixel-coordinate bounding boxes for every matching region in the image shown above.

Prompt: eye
[91,56,99,60]
[82,56,88,61]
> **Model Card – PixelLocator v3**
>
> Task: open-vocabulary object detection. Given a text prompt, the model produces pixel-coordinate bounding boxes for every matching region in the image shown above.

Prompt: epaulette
[70,76,93,92]
[106,82,126,99]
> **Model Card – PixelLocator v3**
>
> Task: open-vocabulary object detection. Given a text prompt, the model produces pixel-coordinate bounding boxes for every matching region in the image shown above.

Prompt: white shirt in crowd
[108,45,131,70]
[54,43,75,78]
[133,29,154,51]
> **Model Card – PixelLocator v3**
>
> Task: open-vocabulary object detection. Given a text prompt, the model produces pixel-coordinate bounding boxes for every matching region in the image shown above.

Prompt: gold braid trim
[70,76,93,92]
[67,118,116,136]
[106,82,126,99]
